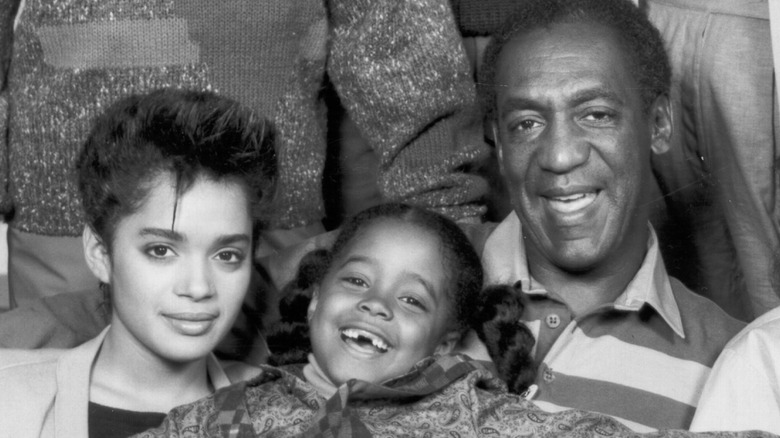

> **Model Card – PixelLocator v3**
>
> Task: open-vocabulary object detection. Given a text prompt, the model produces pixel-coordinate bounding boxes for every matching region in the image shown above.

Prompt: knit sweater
[0,0,489,236]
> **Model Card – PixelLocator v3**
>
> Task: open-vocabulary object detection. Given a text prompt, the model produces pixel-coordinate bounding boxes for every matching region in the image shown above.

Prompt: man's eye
[583,110,615,123]
[517,119,541,131]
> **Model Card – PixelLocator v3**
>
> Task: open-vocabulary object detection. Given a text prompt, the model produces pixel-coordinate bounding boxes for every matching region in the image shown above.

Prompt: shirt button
[545,314,561,328]
[543,369,555,383]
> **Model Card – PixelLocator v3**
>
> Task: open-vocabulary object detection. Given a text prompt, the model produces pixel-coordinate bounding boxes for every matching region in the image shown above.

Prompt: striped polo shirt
[482,212,745,431]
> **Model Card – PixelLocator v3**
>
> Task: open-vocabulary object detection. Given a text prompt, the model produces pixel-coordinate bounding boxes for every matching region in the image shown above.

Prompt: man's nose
[537,120,590,173]
[357,292,393,320]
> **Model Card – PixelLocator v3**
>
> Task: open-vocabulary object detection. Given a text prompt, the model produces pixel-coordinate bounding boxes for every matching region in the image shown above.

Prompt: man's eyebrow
[500,96,545,113]
[569,87,625,107]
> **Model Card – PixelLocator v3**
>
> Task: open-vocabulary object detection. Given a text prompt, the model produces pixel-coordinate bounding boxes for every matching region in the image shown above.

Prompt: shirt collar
[482,211,685,339]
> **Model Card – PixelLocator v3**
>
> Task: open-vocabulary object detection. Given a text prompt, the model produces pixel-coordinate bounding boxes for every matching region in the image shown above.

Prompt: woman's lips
[163,312,218,336]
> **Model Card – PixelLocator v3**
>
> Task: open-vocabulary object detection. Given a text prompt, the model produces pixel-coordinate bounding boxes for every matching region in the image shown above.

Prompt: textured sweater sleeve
[449,0,521,36]
[327,0,490,222]
[0,0,20,215]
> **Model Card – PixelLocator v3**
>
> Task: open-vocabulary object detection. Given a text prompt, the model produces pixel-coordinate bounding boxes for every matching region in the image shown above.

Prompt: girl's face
[307,219,460,386]
[85,173,253,364]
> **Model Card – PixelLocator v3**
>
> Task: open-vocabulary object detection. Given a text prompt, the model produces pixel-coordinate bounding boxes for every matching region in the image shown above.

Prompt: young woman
[0,88,276,438]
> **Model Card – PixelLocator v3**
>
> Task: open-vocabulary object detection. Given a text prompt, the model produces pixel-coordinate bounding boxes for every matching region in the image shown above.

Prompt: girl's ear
[307,285,320,322]
[434,330,462,356]
[83,225,111,284]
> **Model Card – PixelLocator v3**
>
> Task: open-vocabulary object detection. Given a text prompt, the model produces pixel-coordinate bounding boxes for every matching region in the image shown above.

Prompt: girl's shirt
[131,354,760,438]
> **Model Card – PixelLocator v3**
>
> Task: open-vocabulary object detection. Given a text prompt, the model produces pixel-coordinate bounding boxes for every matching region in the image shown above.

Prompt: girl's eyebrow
[406,272,439,304]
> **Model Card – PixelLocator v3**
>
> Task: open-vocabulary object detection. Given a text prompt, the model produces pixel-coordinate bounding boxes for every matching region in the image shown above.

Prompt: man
[476,0,744,431]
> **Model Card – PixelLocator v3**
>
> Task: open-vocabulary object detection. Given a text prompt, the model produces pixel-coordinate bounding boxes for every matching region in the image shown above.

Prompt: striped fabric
[482,212,745,431]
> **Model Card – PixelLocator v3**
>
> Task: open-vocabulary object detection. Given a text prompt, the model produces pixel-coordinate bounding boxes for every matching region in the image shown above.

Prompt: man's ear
[492,121,506,176]
[82,225,111,284]
[307,286,320,322]
[649,94,672,155]
[434,330,462,356]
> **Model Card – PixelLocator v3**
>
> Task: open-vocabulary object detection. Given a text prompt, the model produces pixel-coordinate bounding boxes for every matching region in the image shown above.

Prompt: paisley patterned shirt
[133,354,772,438]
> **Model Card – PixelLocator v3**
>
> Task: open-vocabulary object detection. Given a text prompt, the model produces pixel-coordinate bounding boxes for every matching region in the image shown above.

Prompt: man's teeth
[341,328,389,353]
[548,192,596,213]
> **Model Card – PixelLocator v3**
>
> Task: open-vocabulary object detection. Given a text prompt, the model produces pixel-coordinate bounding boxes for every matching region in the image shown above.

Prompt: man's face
[493,21,669,274]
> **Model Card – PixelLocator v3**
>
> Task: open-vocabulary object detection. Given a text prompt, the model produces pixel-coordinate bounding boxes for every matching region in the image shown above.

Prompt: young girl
[133,204,698,438]
[0,89,276,438]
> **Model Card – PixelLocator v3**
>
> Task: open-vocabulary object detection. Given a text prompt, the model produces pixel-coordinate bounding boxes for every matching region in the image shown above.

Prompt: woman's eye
[216,250,244,264]
[146,245,173,258]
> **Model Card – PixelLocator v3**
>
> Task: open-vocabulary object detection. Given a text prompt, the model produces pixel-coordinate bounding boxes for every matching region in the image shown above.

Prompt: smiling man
[477,0,745,431]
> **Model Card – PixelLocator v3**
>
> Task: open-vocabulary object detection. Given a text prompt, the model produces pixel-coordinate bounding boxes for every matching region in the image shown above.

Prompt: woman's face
[307,219,460,386]
[87,173,253,364]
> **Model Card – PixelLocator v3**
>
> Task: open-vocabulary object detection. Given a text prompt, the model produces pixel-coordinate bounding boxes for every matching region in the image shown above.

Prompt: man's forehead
[494,22,637,105]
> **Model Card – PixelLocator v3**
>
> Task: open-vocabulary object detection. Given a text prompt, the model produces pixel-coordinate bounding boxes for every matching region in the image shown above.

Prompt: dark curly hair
[77,88,277,252]
[478,0,671,120]
[266,203,484,365]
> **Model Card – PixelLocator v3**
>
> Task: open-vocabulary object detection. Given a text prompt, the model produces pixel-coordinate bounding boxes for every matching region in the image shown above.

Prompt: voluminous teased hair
[77,88,277,250]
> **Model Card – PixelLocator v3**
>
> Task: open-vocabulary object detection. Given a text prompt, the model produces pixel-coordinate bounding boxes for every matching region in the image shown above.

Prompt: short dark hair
[77,88,277,251]
[478,0,671,120]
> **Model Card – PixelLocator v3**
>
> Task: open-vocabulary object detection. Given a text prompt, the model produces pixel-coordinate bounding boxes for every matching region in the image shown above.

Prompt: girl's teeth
[341,328,389,352]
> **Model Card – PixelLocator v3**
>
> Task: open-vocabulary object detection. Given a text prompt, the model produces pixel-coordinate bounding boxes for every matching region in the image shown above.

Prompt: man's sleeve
[0,288,109,349]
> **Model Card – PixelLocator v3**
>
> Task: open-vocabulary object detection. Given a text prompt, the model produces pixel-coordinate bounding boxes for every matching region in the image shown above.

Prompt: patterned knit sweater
[0,0,488,236]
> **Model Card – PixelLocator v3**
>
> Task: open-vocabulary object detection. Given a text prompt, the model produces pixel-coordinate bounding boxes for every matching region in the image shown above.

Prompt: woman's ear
[434,330,462,356]
[82,225,111,284]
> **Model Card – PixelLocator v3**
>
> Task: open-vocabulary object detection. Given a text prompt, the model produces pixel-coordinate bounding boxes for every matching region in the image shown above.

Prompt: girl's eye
[146,245,173,259]
[344,277,368,288]
[216,250,245,264]
[400,296,427,311]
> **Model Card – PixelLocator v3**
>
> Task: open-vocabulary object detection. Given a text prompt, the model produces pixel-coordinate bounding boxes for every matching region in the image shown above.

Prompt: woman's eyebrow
[140,227,183,241]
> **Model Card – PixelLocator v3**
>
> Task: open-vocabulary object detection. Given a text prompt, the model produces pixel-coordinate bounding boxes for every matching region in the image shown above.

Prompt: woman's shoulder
[0,347,65,371]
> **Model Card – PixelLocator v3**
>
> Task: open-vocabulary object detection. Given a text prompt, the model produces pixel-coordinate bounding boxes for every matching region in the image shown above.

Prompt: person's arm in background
[0,1,21,224]
[327,0,489,223]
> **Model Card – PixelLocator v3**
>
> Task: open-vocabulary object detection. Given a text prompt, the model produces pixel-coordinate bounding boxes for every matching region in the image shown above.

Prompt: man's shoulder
[668,276,746,346]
